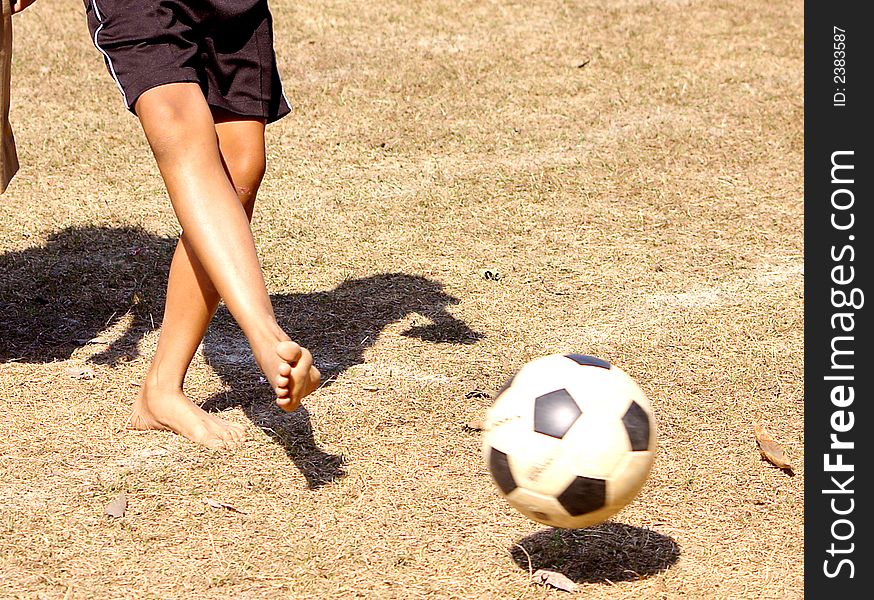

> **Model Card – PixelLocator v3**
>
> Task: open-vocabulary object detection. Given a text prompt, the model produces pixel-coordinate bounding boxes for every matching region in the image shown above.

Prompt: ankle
[142,370,185,393]
[246,322,288,351]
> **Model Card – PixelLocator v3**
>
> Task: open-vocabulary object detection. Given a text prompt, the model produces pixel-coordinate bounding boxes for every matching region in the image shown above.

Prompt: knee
[226,150,267,207]
[142,108,191,160]
[136,89,212,161]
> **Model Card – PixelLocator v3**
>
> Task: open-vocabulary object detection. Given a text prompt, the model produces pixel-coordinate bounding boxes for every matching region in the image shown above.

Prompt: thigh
[135,82,220,171]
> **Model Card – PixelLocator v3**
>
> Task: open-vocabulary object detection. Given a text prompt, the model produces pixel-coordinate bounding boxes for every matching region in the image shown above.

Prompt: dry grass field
[1,0,802,598]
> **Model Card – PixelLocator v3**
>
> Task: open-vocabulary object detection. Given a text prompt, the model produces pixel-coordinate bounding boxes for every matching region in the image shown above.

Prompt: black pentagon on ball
[533,389,582,439]
[557,476,607,516]
[564,354,612,369]
[622,400,651,451]
[488,447,518,494]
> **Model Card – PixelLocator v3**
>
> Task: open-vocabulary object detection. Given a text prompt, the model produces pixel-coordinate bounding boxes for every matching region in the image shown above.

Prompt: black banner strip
[804,2,870,595]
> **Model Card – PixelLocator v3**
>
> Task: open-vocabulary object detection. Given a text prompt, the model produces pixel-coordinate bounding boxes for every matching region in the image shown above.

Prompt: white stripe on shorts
[90,0,129,107]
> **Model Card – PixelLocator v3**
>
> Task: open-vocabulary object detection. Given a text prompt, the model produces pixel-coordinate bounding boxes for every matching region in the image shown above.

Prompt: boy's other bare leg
[129,116,269,449]
[131,83,319,440]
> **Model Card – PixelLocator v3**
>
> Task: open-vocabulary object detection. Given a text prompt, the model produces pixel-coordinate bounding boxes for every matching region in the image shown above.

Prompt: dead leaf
[465,419,483,431]
[754,423,794,474]
[105,492,127,518]
[65,366,94,380]
[532,569,578,592]
[204,498,247,514]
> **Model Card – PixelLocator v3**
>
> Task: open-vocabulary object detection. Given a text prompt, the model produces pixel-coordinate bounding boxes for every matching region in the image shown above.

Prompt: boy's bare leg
[130,83,319,446]
[129,115,268,449]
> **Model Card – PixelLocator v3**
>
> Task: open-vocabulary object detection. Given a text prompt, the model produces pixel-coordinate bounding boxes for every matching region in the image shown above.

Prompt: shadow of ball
[511,521,680,583]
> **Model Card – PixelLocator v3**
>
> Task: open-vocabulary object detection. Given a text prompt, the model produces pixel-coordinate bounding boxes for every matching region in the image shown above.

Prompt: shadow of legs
[200,272,481,489]
[201,378,347,490]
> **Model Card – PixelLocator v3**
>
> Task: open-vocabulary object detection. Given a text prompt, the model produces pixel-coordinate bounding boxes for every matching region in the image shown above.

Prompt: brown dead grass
[1,0,801,598]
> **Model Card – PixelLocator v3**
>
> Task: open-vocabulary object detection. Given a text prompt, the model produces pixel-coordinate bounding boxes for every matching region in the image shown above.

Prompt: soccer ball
[482,354,656,529]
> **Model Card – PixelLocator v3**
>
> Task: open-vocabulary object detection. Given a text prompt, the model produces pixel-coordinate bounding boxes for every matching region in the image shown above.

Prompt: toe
[276,396,299,412]
[229,425,246,444]
[203,435,229,451]
[276,341,302,364]
[221,430,240,448]
[278,362,292,378]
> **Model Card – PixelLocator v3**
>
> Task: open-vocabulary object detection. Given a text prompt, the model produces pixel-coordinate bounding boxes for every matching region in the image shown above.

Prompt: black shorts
[84,0,291,122]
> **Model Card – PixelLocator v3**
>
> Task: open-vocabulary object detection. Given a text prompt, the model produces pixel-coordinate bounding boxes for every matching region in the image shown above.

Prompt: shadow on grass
[511,522,680,583]
[0,226,174,364]
[201,272,482,488]
[0,226,481,488]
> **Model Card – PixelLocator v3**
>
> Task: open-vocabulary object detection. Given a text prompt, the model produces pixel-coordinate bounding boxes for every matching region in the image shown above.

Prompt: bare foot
[128,382,247,450]
[254,340,321,412]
